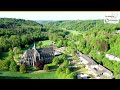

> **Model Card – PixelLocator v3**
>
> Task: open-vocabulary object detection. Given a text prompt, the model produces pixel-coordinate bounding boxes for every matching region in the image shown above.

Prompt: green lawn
[38,40,52,48]
[0,70,58,79]
[22,40,52,51]
[42,40,52,46]
[69,30,79,35]
[66,30,80,35]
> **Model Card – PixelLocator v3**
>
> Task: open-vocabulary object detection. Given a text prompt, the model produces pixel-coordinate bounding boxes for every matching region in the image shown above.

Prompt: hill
[0,18,48,52]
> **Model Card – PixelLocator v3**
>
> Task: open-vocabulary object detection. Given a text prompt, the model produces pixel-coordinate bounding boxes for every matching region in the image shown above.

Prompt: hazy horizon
[0,11,119,20]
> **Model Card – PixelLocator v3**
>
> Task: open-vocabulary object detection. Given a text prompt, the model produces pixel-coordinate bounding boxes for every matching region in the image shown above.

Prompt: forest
[43,19,120,78]
[0,18,71,79]
[0,18,69,52]
[0,18,120,79]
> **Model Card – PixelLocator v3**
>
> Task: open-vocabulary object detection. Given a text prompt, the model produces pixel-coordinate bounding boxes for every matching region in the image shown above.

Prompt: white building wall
[106,54,120,61]
[80,57,89,64]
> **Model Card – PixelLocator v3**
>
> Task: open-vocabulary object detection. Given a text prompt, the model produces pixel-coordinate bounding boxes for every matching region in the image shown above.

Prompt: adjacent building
[75,51,114,79]
[106,53,120,62]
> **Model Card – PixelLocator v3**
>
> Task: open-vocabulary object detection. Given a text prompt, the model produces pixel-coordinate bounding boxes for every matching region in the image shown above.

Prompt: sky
[0,11,120,20]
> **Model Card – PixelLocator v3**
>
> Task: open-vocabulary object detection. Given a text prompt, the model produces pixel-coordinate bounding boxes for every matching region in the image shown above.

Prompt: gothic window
[30,62,32,66]
[29,59,31,62]
[36,56,40,61]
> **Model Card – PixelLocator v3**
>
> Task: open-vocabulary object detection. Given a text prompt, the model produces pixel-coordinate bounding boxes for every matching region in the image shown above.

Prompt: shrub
[65,68,71,75]
[35,61,44,70]
[58,54,67,64]
[9,60,17,72]
[13,47,23,55]
[61,73,66,79]
[52,57,59,65]
[16,65,20,71]
[66,74,72,79]
[2,59,11,71]
[0,60,3,70]
[37,41,42,48]
[56,67,62,75]
[58,72,66,79]
[60,54,67,60]
[20,64,27,73]
[62,60,69,68]
[25,44,29,48]
[43,65,49,71]
[1,67,9,71]
[66,72,77,79]
[56,40,62,48]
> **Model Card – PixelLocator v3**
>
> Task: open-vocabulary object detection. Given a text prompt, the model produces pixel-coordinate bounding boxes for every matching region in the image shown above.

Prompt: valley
[0,17,120,79]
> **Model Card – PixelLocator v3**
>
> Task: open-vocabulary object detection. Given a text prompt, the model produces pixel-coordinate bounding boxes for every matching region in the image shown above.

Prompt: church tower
[32,41,36,66]
[33,41,36,49]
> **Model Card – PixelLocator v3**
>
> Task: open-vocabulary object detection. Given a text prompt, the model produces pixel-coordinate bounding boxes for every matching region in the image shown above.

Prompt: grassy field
[0,70,58,79]
[37,40,52,48]
[42,40,52,46]
[65,30,80,35]
[69,30,80,35]
[22,40,52,51]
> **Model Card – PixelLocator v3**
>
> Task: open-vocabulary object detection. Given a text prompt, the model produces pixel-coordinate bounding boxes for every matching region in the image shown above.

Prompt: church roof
[22,46,54,58]
[32,41,36,49]
[23,48,39,58]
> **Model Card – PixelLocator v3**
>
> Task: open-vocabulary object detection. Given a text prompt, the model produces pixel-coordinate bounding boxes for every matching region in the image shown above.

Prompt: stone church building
[20,42,55,66]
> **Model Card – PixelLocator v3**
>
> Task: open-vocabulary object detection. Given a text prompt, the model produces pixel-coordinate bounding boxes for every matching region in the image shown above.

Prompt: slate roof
[22,46,54,59]
[76,51,97,65]
[76,50,114,78]
[82,54,97,65]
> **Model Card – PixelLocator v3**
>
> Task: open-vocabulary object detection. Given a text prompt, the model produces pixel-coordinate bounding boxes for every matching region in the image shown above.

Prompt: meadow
[0,70,57,79]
